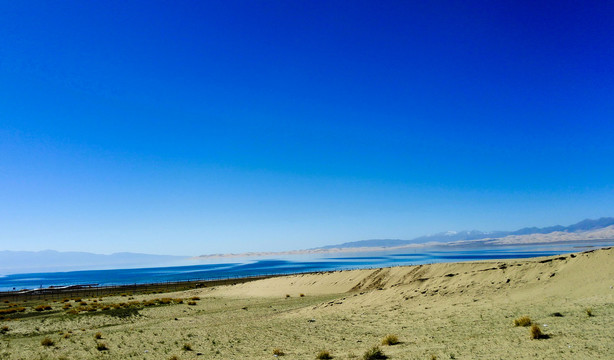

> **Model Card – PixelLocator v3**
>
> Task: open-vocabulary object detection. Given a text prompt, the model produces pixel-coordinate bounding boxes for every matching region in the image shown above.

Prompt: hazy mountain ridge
[320,217,614,249]
[0,250,187,275]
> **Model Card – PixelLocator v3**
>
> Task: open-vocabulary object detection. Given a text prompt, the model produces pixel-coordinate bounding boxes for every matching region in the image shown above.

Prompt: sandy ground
[1,247,613,359]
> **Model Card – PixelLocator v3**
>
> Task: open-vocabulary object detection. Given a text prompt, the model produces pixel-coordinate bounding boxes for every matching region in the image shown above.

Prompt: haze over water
[2,242,609,292]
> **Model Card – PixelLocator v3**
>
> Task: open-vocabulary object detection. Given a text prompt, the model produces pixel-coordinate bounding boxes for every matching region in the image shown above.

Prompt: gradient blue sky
[1,1,613,255]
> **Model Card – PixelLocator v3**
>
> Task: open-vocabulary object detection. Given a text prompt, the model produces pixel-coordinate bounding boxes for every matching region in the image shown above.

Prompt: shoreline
[1,246,613,359]
[2,245,610,301]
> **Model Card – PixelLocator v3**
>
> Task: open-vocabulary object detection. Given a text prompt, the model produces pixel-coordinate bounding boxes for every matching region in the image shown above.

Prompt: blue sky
[1,1,613,255]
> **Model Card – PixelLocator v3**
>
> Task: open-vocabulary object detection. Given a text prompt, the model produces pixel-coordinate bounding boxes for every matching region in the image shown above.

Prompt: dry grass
[513,316,532,327]
[0,248,612,359]
[41,337,54,347]
[34,304,52,311]
[316,349,333,359]
[363,346,387,360]
[94,331,103,339]
[0,307,26,315]
[530,324,546,339]
[381,334,399,345]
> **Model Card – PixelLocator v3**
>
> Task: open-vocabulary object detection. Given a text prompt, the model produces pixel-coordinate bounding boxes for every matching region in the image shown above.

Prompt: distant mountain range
[319,217,614,249]
[0,250,187,275]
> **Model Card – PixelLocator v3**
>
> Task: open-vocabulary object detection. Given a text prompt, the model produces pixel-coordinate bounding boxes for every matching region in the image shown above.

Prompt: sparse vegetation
[187,301,197,306]
[169,356,179,360]
[41,337,55,347]
[96,342,109,351]
[530,324,547,339]
[94,331,103,339]
[34,304,52,311]
[363,346,387,360]
[586,308,594,317]
[285,294,291,298]
[182,343,192,351]
[106,307,140,318]
[381,334,399,345]
[513,316,532,327]
[300,293,305,297]
[1,325,9,334]
[0,306,26,315]
[191,296,200,300]
[316,350,333,359]
[273,348,285,356]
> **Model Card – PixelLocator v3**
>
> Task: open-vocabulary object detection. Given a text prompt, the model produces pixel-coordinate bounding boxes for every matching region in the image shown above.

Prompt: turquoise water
[0,242,609,291]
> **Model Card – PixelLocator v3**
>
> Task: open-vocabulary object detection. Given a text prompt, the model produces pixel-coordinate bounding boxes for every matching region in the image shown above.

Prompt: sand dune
[1,247,612,359]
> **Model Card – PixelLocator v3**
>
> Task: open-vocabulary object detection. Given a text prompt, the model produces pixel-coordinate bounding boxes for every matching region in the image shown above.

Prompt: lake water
[0,242,610,291]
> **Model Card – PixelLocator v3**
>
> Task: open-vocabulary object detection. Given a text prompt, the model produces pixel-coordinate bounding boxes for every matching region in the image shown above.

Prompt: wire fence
[0,265,391,302]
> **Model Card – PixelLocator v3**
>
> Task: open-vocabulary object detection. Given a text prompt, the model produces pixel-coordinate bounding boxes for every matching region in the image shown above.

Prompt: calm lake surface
[1,242,610,291]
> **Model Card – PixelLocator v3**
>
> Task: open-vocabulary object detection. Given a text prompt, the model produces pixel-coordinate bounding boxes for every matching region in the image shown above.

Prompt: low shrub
[182,343,192,351]
[381,334,399,345]
[316,350,333,359]
[191,296,200,301]
[513,316,532,327]
[94,332,103,339]
[34,304,52,312]
[363,346,387,360]
[41,337,55,347]
[300,293,305,297]
[187,301,197,306]
[96,342,108,351]
[530,324,548,339]
[586,308,594,317]
[1,325,9,334]
[105,307,140,318]
[272,348,285,356]
[0,307,26,315]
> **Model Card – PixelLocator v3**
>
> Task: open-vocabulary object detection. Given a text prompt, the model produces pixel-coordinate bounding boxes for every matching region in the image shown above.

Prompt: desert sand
[1,247,613,359]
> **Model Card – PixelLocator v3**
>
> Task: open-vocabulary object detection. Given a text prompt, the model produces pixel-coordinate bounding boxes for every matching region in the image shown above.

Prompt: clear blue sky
[1,1,613,255]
